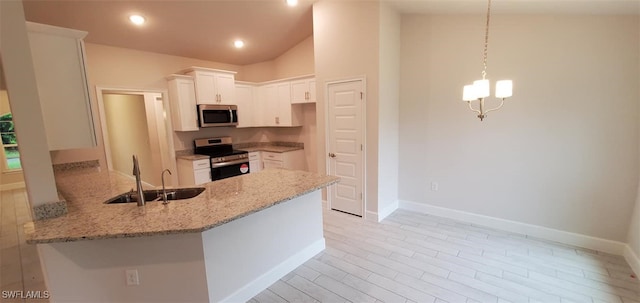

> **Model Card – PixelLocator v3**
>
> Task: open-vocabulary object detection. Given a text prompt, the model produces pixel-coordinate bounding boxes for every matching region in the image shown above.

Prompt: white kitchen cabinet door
[235,84,255,128]
[167,75,199,131]
[191,71,217,104]
[215,73,236,104]
[194,169,212,185]
[263,159,284,169]
[258,82,302,127]
[262,150,305,171]
[261,84,279,126]
[177,158,211,186]
[290,77,316,104]
[249,160,262,173]
[27,22,97,150]
[185,68,237,105]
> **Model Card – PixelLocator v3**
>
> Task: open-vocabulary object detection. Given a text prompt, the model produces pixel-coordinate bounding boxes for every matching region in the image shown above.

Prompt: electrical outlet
[431,182,439,191]
[125,269,139,286]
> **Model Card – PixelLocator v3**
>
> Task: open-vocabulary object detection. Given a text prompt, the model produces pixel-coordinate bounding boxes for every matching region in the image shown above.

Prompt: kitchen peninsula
[25,165,338,302]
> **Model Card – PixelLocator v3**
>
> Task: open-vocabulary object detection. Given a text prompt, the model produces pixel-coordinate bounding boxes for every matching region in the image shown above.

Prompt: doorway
[326,78,365,217]
[97,88,177,187]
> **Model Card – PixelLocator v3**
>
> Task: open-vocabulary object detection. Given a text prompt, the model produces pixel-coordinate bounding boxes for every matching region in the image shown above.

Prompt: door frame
[95,86,178,186]
[324,76,367,218]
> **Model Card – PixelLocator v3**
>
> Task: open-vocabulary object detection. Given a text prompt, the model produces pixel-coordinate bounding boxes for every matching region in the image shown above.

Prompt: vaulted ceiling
[21,0,639,66]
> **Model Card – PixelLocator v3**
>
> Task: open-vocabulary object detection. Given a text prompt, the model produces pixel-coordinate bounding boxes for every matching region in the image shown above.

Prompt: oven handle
[211,158,248,168]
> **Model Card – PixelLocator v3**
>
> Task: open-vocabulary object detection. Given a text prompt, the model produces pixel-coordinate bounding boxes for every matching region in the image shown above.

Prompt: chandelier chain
[482,0,492,80]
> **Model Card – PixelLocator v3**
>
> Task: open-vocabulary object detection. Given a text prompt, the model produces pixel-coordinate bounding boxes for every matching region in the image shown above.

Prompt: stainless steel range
[194,137,249,181]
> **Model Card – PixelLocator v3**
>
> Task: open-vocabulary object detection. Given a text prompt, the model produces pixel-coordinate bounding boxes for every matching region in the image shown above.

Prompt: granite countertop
[175,154,210,161]
[239,145,303,153]
[24,168,339,244]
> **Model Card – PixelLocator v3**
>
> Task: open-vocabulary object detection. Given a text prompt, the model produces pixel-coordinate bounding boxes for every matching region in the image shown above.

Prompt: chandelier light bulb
[495,80,513,98]
[463,85,476,101]
[473,79,490,98]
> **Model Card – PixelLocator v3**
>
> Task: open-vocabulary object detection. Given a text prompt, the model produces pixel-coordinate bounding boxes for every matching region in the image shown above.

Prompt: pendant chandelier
[462,0,513,121]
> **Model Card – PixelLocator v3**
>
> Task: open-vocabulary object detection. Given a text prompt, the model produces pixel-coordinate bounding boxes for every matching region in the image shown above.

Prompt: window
[0,112,21,170]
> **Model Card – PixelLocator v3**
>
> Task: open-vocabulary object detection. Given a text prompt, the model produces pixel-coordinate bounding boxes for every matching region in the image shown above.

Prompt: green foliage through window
[0,112,20,170]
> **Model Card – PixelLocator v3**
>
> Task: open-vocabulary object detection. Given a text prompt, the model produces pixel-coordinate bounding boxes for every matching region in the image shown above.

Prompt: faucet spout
[132,155,145,206]
[161,169,172,204]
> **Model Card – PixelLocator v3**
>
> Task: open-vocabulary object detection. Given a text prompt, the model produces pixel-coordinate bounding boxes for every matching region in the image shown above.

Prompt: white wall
[376,3,401,219]
[314,0,381,216]
[399,15,639,242]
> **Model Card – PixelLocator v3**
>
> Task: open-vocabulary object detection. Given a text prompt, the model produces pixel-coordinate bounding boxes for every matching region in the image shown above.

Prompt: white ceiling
[22,0,640,66]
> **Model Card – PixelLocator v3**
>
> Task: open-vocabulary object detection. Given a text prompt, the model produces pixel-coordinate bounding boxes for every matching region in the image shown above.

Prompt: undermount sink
[105,187,205,204]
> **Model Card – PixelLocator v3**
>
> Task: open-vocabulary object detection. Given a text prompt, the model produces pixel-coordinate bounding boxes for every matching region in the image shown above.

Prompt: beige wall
[377,3,401,216]
[1,0,58,206]
[274,36,315,79]
[314,0,381,216]
[399,15,639,242]
[626,19,640,268]
[103,94,160,185]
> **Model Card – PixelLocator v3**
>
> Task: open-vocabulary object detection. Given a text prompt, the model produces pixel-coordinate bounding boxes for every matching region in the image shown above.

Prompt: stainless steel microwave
[198,104,238,127]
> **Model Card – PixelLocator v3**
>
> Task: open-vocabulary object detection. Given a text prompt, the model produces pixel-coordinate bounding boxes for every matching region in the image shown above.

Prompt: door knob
[328,153,336,158]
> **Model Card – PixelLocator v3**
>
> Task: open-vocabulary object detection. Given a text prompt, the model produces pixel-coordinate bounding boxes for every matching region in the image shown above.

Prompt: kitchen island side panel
[201,190,325,302]
[37,232,209,303]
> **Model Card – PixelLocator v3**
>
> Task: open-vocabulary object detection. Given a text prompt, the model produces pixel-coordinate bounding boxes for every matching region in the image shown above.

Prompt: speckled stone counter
[239,145,303,153]
[175,154,210,161]
[24,168,338,244]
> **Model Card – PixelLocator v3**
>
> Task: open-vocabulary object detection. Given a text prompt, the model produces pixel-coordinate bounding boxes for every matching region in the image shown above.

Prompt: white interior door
[327,79,364,217]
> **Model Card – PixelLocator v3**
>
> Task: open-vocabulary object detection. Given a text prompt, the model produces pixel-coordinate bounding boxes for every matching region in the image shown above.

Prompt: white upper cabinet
[290,77,316,104]
[26,22,97,150]
[260,82,303,127]
[235,83,257,128]
[166,75,199,131]
[184,67,236,105]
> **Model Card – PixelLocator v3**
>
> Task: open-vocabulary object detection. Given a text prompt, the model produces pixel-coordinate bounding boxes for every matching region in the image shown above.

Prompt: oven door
[211,159,250,181]
[198,104,238,127]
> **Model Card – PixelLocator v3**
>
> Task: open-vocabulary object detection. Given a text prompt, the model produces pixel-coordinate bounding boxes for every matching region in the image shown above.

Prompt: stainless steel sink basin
[105,187,205,204]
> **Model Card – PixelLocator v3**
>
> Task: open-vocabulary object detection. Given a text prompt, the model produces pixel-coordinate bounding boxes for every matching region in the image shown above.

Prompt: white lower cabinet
[177,158,211,186]
[249,152,262,173]
[261,150,305,171]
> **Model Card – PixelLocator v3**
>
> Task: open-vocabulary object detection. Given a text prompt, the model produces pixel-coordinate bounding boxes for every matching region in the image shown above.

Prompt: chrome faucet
[132,155,145,206]
[161,169,172,204]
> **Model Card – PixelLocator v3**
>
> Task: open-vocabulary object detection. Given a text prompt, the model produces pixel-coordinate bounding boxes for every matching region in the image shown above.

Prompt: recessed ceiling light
[234,40,245,49]
[129,15,146,25]
[286,0,298,7]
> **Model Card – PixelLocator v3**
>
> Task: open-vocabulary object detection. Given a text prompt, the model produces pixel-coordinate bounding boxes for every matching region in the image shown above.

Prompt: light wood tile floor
[251,208,640,303]
[3,186,639,303]
[0,189,48,303]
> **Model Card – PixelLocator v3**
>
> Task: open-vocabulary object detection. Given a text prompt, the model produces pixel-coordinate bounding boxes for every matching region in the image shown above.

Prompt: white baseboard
[366,200,400,222]
[399,200,626,256]
[222,238,326,303]
[624,245,640,276]
[0,181,25,191]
